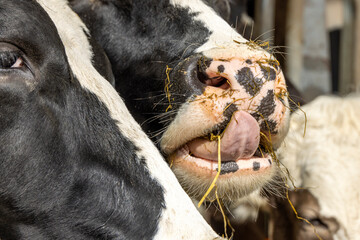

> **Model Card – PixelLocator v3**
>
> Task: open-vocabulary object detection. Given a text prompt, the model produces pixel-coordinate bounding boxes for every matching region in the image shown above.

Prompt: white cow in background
[274,94,360,240]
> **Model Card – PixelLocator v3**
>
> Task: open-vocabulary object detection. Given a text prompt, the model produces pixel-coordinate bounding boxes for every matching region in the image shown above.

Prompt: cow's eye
[0,51,24,69]
[309,217,328,229]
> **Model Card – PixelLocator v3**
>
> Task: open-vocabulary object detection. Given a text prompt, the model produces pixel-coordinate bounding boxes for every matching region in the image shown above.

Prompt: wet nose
[196,56,285,97]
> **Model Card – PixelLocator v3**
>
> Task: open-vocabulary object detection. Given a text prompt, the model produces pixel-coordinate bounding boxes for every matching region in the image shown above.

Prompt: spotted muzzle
[160,43,290,202]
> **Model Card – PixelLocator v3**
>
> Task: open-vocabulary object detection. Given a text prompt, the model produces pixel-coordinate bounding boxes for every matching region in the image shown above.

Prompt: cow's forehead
[0,1,66,65]
[169,0,247,53]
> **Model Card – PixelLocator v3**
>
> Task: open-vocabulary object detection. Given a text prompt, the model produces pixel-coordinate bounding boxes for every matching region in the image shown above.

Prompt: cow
[0,0,223,239]
[70,0,290,208]
[273,95,360,240]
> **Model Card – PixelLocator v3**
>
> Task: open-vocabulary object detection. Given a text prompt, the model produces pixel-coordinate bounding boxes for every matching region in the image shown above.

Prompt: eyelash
[0,51,23,69]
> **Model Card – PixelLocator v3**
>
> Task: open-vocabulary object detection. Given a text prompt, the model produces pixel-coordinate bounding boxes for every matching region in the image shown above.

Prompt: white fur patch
[277,95,360,240]
[36,0,220,239]
[169,0,251,53]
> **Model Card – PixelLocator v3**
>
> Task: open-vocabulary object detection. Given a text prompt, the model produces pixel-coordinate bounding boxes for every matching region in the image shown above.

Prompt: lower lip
[170,145,272,174]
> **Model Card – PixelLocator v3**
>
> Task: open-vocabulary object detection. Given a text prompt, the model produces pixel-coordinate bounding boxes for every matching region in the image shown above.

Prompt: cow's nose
[196,57,232,90]
[196,56,285,96]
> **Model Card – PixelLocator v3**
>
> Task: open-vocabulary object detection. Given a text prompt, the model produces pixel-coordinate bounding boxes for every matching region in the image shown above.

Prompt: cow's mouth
[169,111,273,175]
[167,110,276,201]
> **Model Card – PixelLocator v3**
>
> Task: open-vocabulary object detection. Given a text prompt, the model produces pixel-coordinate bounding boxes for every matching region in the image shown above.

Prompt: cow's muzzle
[161,49,290,201]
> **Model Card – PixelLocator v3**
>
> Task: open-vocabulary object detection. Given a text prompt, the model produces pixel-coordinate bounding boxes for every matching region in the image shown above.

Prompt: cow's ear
[0,42,36,91]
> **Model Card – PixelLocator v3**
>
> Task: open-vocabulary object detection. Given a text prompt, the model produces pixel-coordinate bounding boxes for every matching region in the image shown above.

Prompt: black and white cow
[71,0,290,205]
[0,0,223,239]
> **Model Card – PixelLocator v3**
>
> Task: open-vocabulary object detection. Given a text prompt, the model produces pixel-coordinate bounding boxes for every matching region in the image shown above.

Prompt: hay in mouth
[168,115,275,203]
[169,111,274,175]
[171,139,273,174]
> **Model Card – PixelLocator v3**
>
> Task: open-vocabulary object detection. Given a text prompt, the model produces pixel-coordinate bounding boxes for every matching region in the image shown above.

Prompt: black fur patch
[210,103,238,135]
[258,90,276,118]
[217,64,225,73]
[217,161,239,175]
[223,103,238,122]
[199,56,213,71]
[236,67,263,96]
[260,66,276,81]
[251,90,277,133]
[260,119,277,133]
[253,161,260,171]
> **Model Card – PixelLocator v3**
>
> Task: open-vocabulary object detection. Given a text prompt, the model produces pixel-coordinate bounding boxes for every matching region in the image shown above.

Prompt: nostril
[197,67,208,84]
[197,63,231,90]
[205,76,230,89]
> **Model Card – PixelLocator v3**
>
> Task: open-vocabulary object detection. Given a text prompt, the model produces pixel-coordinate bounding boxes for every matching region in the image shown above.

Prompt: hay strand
[285,188,323,240]
[198,135,222,207]
[165,65,173,112]
[216,189,235,239]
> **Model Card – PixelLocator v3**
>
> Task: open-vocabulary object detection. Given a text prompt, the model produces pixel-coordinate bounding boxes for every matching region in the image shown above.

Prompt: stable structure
[251,0,360,100]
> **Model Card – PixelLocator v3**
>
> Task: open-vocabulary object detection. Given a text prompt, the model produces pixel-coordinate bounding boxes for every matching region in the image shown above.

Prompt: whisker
[253,28,275,42]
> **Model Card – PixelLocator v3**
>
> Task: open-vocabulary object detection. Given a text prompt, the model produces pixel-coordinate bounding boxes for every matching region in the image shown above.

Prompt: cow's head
[71,0,290,203]
[0,1,222,239]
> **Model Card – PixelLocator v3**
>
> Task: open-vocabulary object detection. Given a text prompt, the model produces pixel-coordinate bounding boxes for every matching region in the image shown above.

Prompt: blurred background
[225,0,360,102]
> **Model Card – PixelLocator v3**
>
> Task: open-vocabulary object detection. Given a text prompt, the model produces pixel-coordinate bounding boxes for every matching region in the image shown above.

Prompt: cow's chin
[169,144,276,202]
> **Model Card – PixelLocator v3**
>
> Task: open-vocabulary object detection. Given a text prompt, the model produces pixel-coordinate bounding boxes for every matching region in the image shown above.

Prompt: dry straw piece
[196,134,235,239]
[165,65,173,112]
[197,135,222,208]
[216,189,235,239]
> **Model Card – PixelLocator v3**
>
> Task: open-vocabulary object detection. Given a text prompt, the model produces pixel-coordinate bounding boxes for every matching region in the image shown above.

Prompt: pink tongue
[187,111,260,161]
